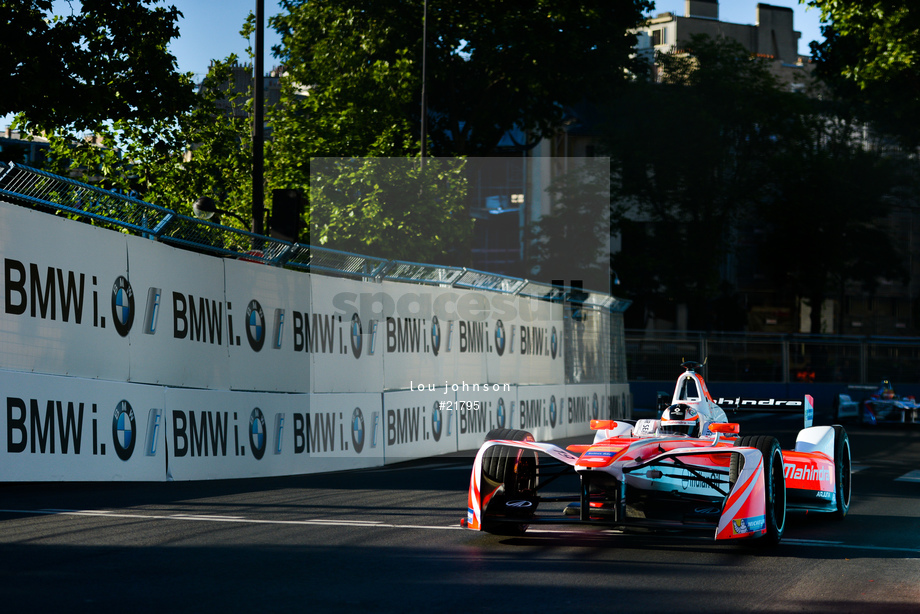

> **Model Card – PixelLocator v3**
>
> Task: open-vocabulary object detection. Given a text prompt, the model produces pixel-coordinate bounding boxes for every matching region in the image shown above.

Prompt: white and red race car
[462,361,851,545]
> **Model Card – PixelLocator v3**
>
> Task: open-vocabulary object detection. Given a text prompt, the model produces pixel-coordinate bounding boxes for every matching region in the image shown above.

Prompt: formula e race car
[835,380,919,425]
[462,362,851,545]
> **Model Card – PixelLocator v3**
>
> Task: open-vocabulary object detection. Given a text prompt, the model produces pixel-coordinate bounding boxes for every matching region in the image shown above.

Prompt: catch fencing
[626,330,920,385]
[0,161,630,386]
[0,161,631,481]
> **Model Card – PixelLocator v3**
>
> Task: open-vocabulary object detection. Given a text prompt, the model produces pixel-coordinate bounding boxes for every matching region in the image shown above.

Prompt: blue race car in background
[835,380,919,425]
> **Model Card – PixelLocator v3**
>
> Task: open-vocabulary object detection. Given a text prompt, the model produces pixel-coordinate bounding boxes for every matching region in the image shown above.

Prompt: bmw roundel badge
[431,401,442,442]
[351,313,363,358]
[249,407,266,460]
[496,397,506,428]
[495,320,506,356]
[431,315,441,357]
[112,400,136,461]
[111,276,135,337]
[351,407,365,453]
[246,299,265,352]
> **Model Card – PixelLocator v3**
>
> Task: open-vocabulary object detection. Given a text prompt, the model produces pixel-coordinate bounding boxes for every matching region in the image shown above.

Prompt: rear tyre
[481,429,537,536]
[730,435,786,545]
[832,425,852,520]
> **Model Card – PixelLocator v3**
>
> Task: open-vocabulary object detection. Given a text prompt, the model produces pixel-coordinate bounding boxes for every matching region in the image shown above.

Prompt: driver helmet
[880,380,896,399]
[659,403,701,437]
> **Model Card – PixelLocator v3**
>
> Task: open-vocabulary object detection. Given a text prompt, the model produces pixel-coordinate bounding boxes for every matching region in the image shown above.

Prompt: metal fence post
[860,338,869,384]
[782,336,790,384]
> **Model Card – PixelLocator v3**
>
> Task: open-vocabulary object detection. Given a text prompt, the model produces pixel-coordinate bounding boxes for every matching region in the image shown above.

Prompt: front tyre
[481,429,537,536]
[832,425,852,520]
[731,435,786,545]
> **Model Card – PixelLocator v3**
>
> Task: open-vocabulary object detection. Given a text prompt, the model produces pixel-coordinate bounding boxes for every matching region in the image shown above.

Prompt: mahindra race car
[836,380,919,425]
[462,362,851,545]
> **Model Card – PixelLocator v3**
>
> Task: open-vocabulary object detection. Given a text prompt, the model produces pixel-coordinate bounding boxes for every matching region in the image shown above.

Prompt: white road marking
[0,509,463,530]
[168,514,247,521]
[372,462,470,472]
[783,538,920,555]
[895,469,920,483]
[2,509,917,553]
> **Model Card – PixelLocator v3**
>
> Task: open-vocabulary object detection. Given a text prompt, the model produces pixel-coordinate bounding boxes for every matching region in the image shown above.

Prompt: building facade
[636,1,812,91]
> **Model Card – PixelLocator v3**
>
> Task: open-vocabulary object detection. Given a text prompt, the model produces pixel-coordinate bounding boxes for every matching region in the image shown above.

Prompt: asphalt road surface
[2,411,918,613]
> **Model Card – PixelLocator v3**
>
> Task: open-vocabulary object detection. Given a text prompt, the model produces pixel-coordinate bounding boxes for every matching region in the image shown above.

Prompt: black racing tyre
[832,425,852,520]
[482,428,537,493]
[481,429,537,536]
[484,428,534,443]
[730,435,786,545]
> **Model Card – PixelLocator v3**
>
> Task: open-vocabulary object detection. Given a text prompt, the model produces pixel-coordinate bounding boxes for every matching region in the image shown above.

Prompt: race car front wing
[463,440,772,541]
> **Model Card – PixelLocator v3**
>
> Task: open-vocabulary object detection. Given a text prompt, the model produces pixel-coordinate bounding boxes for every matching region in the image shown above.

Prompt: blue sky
[168,0,285,80]
[3,1,826,131]
[168,0,825,79]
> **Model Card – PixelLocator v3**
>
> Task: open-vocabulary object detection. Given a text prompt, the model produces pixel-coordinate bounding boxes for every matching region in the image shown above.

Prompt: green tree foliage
[270,2,418,161]
[807,0,920,145]
[271,0,653,157]
[605,33,910,333]
[43,58,254,227]
[267,0,650,262]
[20,1,652,267]
[528,157,611,293]
[603,35,789,327]
[2,0,195,135]
[756,109,907,334]
[308,157,471,263]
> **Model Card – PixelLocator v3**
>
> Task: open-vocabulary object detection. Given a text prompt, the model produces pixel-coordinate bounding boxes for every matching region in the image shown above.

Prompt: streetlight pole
[420,0,428,169]
[252,0,265,235]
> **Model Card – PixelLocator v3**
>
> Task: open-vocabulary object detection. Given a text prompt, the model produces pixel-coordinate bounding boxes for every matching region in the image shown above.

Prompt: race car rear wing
[714,395,814,429]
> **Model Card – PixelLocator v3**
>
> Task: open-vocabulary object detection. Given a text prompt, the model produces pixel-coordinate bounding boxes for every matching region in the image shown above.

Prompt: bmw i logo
[246,300,266,352]
[495,320,506,356]
[550,395,557,427]
[593,393,599,420]
[351,407,365,453]
[431,401,442,442]
[111,276,135,337]
[431,315,441,356]
[351,313,363,358]
[112,400,136,461]
[249,407,266,460]
[551,326,558,359]
[496,397,506,428]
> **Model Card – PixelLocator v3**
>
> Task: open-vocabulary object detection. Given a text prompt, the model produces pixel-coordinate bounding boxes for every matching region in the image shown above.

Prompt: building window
[652,28,667,46]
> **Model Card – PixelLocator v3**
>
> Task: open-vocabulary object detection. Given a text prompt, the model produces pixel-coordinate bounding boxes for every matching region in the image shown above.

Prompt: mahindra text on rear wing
[714,396,814,429]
